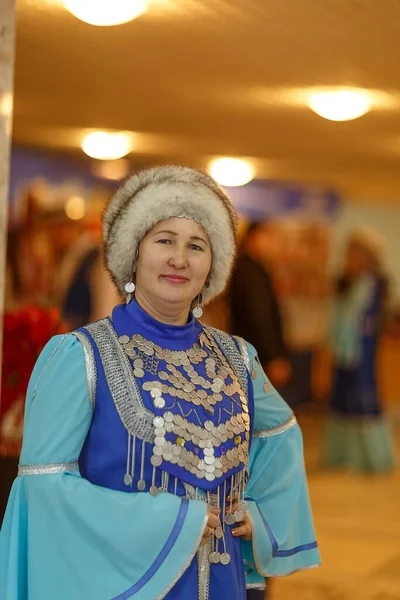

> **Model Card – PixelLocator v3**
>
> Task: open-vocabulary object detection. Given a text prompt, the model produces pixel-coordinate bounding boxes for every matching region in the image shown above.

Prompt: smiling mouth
[161,275,189,284]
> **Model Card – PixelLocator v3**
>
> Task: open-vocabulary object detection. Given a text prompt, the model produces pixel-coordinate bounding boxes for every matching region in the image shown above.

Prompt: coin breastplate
[78,303,253,499]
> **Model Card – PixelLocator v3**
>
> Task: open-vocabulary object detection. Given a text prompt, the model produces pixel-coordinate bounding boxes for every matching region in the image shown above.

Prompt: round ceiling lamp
[308,89,372,121]
[63,0,146,26]
[209,158,255,187]
[82,131,132,160]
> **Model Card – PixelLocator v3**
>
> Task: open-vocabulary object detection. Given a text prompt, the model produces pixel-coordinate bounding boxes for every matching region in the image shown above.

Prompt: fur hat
[103,165,238,304]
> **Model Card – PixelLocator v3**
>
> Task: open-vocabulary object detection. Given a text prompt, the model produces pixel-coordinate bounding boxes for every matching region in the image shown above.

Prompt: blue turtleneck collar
[112,297,202,346]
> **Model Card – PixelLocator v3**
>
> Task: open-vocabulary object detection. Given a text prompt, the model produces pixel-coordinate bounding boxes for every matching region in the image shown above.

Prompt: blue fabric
[242,344,320,584]
[0,335,208,600]
[0,304,320,599]
[330,275,384,416]
[79,300,249,494]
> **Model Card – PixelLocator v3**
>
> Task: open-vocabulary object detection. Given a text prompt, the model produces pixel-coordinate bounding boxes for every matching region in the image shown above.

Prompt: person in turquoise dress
[0,166,320,599]
[322,228,396,472]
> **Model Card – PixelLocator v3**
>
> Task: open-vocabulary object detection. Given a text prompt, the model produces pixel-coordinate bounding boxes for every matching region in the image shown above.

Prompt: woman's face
[135,217,212,313]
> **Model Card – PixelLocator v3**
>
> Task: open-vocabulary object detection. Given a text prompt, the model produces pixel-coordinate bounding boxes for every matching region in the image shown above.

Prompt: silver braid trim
[234,336,251,372]
[204,326,248,398]
[72,330,97,411]
[18,461,79,476]
[253,415,297,438]
[84,319,155,442]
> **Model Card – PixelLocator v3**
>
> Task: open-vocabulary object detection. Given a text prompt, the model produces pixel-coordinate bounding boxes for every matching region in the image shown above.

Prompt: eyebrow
[153,230,209,245]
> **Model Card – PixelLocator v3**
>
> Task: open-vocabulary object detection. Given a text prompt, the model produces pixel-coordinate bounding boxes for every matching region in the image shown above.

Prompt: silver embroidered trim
[263,563,320,577]
[205,326,248,398]
[31,335,66,400]
[234,336,251,372]
[253,415,297,438]
[84,319,154,442]
[197,539,211,600]
[246,583,266,590]
[155,510,209,600]
[18,461,79,476]
[72,331,97,411]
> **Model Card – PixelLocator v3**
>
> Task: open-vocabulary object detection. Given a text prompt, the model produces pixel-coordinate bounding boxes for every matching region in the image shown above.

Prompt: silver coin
[192,435,200,446]
[205,472,215,481]
[173,445,182,456]
[225,513,236,525]
[164,421,173,432]
[220,553,231,565]
[204,406,215,415]
[204,455,215,465]
[205,464,215,473]
[154,397,166,409]
[137,479,146,491]
[150,485,159,497]
[119,335,130,344]
[170,455,179,464]
[124,473,132,486]
[134,368,144,378]
[154,436,166,446]
[234,510,244,522]
[151,388,162,399]
[187,422,197,434]
[204,447,214,456]
[205,421,214,432]
[163,452,173,461]
[212,552,221,564]
[153,446,163,456]
[154,426,165,437]
[212,437,221,448]
[214,468,223,478]
[209,552,217,563]
[215,526,223,539]
[151,455,162,467]
[197,459,206,471]
[153,416,164,428]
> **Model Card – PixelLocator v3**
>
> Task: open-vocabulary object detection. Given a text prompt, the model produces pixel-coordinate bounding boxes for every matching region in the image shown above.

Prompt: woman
[0,166,320,599]
[322,228,396,472]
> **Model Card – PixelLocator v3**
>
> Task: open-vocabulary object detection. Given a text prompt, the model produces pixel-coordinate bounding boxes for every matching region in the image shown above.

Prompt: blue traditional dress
[0,299,320,599]
[323,273,396,472]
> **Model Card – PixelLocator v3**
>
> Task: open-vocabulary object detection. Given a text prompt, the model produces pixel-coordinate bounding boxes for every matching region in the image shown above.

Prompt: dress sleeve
[0,335,208,600]
[242,342,321,586]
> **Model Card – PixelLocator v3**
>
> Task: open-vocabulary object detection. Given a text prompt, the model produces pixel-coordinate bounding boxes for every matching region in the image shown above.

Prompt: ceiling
[12,0,400,200]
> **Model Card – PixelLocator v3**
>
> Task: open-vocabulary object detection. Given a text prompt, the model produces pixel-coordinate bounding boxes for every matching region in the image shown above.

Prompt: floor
[271,411,400,600]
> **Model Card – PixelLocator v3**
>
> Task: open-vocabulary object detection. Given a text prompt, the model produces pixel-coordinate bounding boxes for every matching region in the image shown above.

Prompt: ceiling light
[65,196,86,220]
[209,158,255,187]
[63,0,146,26]
[82,131,132,160]
[308,89,372,121]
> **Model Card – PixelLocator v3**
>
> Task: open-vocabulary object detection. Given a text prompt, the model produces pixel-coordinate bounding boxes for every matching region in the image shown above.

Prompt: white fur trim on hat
[103,165,238,304]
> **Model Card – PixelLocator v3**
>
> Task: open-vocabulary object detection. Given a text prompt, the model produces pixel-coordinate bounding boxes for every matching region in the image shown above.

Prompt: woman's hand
[201,507,221,545]
[227,499,253,541]
[231,512,253,540]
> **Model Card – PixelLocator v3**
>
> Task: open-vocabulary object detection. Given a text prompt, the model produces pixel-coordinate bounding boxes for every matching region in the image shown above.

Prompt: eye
[189,244,204,251]
[157,238,172,245]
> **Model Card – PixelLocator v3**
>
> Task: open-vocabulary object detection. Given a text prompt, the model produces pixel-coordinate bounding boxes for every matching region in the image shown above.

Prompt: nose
[168,244,189,269]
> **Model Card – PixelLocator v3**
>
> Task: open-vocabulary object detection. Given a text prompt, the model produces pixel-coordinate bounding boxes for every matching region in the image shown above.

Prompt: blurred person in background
[322,228,396,472]
[230,222,292,392]
[57,220,120,329]
[230,222,292,599]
